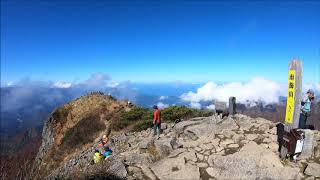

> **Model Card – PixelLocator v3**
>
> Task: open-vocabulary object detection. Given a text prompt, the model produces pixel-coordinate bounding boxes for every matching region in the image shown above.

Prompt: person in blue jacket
[299,89,315,129]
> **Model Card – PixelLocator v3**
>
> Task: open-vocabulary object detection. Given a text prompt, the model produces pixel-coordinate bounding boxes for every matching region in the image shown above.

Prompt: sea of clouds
[180,77,320,109]
[2,74,319,113]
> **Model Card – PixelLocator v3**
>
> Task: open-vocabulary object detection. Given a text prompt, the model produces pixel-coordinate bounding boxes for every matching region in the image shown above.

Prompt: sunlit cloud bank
[157,102,169,109]
[53,82,72,88]
[187,79,310,108]
[181,77,320,109]
[159,96,168,100]
[181,77,287,105]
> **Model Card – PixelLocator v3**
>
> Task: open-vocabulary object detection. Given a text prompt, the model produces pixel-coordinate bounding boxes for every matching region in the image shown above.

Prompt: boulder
[304,163,320,177]
[174,121,201,134]
[221,130,236,138]
[197,153,204,161]
[232,134,245,143]
[154,137,175,157]
[217,117,239,131]
[83,159,128,179]
[314,144,320,159]
[161,123,168,130]
[200,143,213,150]
[140,165,157,180]
[267,127,277,135]
[139,138,153,149]
[227,143,239,148]
[206,167,219,177]
[181,151,198,162]
[220,139,234,147]
[207,142,299,179]
[150,151,200,180]
[197,162,208,168]
[183,120,216,140]
[258,123,270,132]
[194,146,202,152]
[300,129,314,159]
[124,153,152,165]
[246,134,258,141]
[168,148,187,158]
[267,142,278,153]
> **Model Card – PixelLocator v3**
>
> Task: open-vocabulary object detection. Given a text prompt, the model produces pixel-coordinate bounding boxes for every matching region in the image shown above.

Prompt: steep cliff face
[32,93,129,178]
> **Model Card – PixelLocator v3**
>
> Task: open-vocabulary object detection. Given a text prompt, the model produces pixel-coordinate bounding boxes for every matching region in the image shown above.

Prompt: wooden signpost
[229,97,236,116]
[280,59,302,158]
[285,60,302,131]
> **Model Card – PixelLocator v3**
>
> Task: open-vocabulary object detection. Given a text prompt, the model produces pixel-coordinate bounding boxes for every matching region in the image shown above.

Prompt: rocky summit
[32,94,320,180]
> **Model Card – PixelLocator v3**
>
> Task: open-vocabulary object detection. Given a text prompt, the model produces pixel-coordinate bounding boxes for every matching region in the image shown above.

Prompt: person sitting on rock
[98,134,108,146]
[102,148,112,160]
[299,89,315,129]
[99,135,113,160]
[93,149,103,163]
[153,105,161,139]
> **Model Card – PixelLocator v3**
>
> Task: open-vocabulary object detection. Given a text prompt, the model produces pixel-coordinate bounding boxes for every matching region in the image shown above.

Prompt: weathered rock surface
[151,150,200,180]
[33,100,320,180]
[208,141,300,179]
[304,162,320,177]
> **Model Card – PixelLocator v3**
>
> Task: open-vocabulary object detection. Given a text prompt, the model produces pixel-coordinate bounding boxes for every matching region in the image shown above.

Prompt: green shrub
[120,107,150,121]
[161,106,193,121]
[133,120,153,132]
[110,107,152,131]
[162,105,213,122]
[111,105,213,131]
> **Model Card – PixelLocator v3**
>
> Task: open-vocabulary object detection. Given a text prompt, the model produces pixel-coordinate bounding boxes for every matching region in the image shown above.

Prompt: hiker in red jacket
[153,105,161,138]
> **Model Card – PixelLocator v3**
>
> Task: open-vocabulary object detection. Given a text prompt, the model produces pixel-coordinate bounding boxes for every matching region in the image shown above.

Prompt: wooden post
[229,97,236,115]
[285,60,302,131]
[280,59,302,158]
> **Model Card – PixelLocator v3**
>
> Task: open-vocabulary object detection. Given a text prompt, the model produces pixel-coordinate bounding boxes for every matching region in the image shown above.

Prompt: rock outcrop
[32,94,320,179]
[32,93,130,178]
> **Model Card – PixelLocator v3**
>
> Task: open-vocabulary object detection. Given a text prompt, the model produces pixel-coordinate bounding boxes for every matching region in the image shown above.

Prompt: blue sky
[1,0,319,84]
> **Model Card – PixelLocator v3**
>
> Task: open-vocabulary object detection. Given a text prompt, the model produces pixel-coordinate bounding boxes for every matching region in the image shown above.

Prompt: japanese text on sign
[285,70,296,124]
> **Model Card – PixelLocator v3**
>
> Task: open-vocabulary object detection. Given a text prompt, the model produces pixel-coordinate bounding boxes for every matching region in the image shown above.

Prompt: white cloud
[83,72,111,88]
[159,96,168,100]
[206,104,215,110]
[7,81,14,86]
[157,102,169,109]
[190,102,201,109]
[181,77,287,105]
[54,81,72,88]
[107,82,119,88]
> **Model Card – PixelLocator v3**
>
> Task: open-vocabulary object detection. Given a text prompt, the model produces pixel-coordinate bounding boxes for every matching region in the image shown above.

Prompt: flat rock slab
[84,159,128,179]
[245,134,258,141]
[151,151,200,180]
[139,138,153,149]
[184,120,217,140]
[168,148,187,158]
[304,162,320,177]
[207,142,299,180]
[227,143,239,148]
[174,121,201,134]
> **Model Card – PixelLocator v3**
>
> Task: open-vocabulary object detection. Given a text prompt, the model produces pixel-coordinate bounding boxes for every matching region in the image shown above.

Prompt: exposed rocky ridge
[33,95,320,180]
[32,93,130,178]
